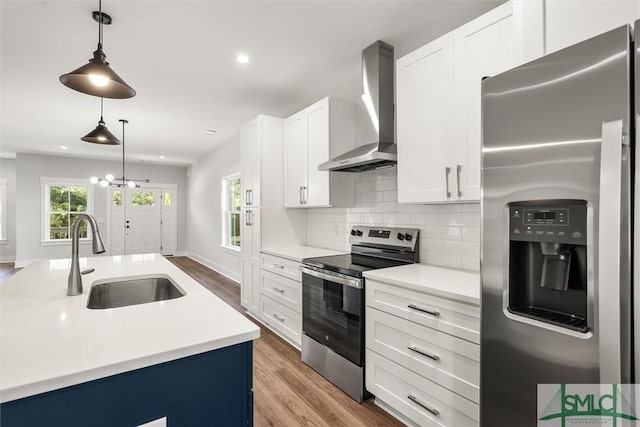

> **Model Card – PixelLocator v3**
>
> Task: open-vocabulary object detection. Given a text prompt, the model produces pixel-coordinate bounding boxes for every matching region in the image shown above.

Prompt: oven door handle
[300,266,363,289]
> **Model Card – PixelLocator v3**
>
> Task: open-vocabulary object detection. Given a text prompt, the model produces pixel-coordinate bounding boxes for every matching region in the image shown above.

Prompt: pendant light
[81,98,121,145]
[89,119,149,188]
[60,0,136,99]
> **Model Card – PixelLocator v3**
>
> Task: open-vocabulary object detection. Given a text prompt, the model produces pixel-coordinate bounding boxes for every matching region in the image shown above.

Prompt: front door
[108,186,176,255]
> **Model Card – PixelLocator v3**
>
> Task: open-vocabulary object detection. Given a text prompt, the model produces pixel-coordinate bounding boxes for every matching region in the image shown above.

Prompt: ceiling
[1,0,501,166]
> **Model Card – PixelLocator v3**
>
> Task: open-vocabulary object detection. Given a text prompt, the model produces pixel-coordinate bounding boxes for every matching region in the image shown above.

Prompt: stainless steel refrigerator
[480,23,638,426]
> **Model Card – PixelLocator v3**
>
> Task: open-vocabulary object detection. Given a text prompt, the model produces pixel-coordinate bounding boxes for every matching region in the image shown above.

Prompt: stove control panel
[349,225,419,250]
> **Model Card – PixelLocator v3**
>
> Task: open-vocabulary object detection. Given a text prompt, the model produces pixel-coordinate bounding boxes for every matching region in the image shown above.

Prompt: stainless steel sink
[87,276,186,309]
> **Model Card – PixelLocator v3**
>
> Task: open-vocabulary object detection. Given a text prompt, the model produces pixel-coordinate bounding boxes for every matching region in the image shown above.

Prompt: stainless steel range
[300,225,419,402]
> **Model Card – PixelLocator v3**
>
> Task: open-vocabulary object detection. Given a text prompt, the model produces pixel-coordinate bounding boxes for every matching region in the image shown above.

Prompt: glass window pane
[230,213,240,246]
[113,190,122,206]
[163,192,172,207]
[69,186,88,212]
[231,179,241,212]
[50,213,69,240]
[49,186,69,212]
[132,191,155,206]
[70,214,88,238]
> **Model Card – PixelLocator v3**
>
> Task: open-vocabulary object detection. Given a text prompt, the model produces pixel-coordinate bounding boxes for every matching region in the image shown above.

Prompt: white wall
[186,138,242,282]
[0,158,17,262]
[15,153,189,266]
[306,168,480,272]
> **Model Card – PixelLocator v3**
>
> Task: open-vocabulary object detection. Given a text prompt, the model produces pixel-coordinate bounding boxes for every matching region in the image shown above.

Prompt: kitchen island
[0,254,260,426]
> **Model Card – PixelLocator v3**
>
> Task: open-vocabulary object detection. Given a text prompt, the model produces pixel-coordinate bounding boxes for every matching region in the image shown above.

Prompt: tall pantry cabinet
[240,115,305,319]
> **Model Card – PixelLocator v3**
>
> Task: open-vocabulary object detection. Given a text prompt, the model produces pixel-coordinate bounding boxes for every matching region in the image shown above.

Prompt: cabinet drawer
[260,253,301,281]
[260,295,302,347]
[366,350,478,427]
[366,308,479,403]
[366,280,479,344]
[260,269,301,313]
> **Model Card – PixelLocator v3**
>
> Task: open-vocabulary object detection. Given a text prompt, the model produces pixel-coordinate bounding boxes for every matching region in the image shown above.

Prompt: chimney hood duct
[318,40,395,173]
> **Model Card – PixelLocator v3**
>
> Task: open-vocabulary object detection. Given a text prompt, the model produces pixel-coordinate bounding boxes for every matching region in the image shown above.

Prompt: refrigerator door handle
[597,119,625,384]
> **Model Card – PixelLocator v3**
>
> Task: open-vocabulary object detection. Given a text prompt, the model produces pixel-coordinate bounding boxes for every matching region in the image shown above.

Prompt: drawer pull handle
[407,394,440,417]
[408,345,440,362]
[273,286,285,293]
[407,304,440,317]
[273,313,285,322]
[273,264,285,269]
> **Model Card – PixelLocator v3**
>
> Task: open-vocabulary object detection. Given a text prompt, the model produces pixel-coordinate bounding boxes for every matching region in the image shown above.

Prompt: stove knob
[404,233,413,242]
[397,233,405,241]
[350,229,357,236]
[356,230,363,237]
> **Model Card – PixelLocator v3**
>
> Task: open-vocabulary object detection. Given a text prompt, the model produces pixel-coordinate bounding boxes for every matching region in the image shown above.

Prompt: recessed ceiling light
[60,145,68,150]
[159,155,165,159]
[205,129,217,135]
[236,54,249,64]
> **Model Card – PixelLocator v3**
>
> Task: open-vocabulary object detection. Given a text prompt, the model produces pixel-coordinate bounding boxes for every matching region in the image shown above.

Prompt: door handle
[445,167,451,198]
[245,189,250,206]
[407,344,440,361]
[456,164,462,197]
[247,189,252,205]
[407,303,440,317]
[299,186,304,205]
[247,210,253,226]
[598,119,627,384]
[407,394,440,417]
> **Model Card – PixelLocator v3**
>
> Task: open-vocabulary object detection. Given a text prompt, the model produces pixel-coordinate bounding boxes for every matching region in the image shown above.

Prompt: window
[0,179,6,241]
[131,191,156,206]
[42,179,92,242]
[222,174,241,250]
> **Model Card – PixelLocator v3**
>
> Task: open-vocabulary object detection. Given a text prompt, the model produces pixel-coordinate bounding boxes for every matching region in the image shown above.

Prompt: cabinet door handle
[408,344,440,361]
[303,186,308,205]
[456,164,462,197]
[248,189,253,205]
[273,313,285,322]
[445,167,451,198]
[245,189,250,205]
[407,394,440,417]
[273,286,285,293]
[299,186,304,205]
[246,210,252,226]
[273,264,285,269]
[408,303,440,317]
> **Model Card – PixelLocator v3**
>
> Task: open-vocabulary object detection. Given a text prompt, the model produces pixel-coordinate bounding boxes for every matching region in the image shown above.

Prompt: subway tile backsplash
[306,168,480,272]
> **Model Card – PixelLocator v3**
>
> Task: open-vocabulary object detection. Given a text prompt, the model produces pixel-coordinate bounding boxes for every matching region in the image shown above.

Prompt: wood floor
[167,256,403,427]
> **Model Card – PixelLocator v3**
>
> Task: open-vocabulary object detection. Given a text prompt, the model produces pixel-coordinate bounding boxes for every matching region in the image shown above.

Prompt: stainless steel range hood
[318,41,395,172]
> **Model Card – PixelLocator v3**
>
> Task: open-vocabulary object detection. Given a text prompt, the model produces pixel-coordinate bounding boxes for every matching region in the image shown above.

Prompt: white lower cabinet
[366,279,480,427]
[258,253,303,348]
[366,351,478,427]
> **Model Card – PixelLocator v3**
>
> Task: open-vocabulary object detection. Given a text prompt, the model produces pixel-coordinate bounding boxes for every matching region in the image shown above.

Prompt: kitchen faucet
[67,213,106,296]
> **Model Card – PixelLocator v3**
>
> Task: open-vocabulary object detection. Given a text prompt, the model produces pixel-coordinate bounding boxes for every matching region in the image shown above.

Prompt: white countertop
[0,254,260,403]
[261,245,347,262]
[363,264,480,305]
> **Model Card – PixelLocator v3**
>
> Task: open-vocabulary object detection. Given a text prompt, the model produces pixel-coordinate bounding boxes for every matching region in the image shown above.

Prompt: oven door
[301,266,364,366]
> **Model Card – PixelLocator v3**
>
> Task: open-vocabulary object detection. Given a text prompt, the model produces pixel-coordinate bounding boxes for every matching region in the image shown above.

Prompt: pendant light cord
[97,0,103,50]
[100,97,104,122]
[121,119,126,184]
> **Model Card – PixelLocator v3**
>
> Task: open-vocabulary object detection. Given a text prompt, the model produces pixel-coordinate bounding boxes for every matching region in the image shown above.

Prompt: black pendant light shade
[81,117,121,144]
[59,1,135,99]
[60,48,136,99]
[82,98,121,145]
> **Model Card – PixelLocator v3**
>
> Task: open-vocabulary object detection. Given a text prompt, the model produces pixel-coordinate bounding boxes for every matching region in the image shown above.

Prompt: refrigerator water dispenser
[507,200,588,332]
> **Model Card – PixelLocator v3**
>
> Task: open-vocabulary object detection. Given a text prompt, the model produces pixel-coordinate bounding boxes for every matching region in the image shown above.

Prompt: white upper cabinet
[397,1,544,204]
[545,0,640,54]
[284,96,355,208]
[240,118,261,208]
[397,33,456,204]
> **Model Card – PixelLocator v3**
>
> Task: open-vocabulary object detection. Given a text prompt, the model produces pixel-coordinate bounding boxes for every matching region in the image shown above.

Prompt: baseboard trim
[181,252,241,284]
[0,256,16,263]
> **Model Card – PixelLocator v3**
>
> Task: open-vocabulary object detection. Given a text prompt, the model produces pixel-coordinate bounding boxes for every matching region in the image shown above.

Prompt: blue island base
[1,342,253,427]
